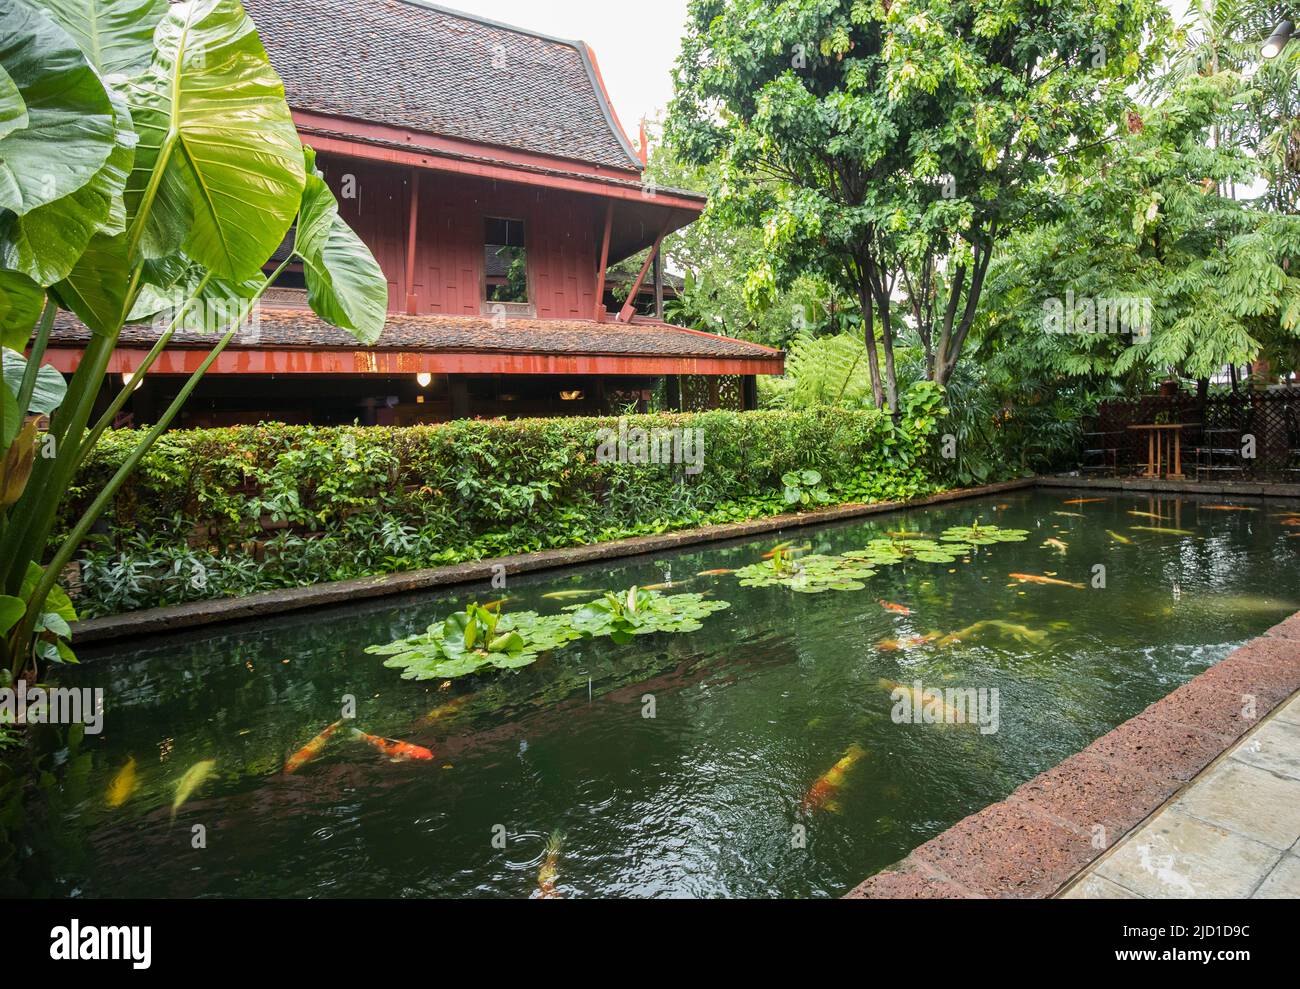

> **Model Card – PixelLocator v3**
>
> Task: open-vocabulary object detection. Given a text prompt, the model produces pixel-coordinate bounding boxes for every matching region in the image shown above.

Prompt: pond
[19,489,1300,898]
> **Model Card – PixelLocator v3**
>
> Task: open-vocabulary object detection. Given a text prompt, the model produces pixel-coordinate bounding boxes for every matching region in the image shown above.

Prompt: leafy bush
[63,408,946,616]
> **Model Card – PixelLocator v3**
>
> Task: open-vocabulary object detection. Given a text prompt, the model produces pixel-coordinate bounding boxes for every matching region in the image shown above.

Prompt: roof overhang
[44,346,782,378]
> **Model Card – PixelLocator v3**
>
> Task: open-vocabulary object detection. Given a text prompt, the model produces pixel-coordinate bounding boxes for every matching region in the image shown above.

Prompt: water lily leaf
[127,0,304,280]
[0,0,114,215]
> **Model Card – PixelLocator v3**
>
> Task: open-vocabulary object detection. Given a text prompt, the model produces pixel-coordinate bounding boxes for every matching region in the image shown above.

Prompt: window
[484,217,528,303]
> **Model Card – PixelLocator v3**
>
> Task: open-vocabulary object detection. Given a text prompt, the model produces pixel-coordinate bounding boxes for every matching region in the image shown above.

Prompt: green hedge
[62,407,946,616]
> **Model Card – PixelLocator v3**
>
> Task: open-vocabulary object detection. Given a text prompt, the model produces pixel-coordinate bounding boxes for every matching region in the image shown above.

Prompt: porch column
[405,169,420,315]
[593,201,614,321]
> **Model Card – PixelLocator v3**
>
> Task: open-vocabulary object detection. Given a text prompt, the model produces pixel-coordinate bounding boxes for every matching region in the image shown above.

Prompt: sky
[447,0,692,137]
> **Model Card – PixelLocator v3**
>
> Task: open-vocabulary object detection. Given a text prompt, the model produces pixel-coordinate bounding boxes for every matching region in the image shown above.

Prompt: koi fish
[1052,511,1085,518]
[1008,572,1085,589]
[350,728,434,762]
[993,504,1011,510]
[878,679,969,725]
[537,830,565,899]
[1062,498,1107,505]
[877,632,940,651]
[1105,530,1133,544]
[171,759,216,822]
[1130,526,1194,536]
[762,540,793,556]
[480,597,511,610]
[1043,538,1068,555]
[541,589,602,600]
[1200,505,1257,512]
[423,694,471,724]
[1127,511,1166,520]
[800,744,867,814]
[643,577,693,591]
[935,620,1047,648]
[878,599,911,615]
[696,568,735,576]
[1281,518,1300,527]
[285,720,343,774]
[762,542,811,559]
[106,757,138,808]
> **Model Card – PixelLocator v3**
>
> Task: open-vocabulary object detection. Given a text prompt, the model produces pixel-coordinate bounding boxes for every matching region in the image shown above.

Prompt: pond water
[20,489,1300,898]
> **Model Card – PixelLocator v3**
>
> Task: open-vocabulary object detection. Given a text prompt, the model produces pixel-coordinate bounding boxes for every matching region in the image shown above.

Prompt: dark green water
[24,490,1300,898]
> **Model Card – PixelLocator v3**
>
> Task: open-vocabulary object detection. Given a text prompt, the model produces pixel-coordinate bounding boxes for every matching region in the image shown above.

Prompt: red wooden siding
[319,154,600,320]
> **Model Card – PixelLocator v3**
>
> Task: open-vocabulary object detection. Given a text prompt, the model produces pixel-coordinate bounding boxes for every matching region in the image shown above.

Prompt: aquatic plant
[735,553,877,593]
[368,590,730,680]
[565,587,730,644]
[938,522,1030,546]
[844,537,969,566]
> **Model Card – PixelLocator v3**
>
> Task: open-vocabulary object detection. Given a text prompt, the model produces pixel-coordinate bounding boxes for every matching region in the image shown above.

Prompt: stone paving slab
[1060,692,1300,899]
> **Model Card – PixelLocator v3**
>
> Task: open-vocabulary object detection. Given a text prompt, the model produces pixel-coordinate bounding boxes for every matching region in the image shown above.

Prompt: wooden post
[653,249,664,320]
[593,202,614,321]
[618,225,668,323]
[405,169,420,315]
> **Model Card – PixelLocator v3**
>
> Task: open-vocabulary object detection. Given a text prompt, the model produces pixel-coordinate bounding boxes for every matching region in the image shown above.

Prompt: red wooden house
[46,0,783,426]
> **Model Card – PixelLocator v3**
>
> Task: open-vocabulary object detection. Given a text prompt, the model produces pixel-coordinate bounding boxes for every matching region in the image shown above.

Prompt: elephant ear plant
[0,0,387,683]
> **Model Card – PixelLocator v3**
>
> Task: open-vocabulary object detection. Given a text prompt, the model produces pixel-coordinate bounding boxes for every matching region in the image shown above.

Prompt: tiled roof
[50,309,783,364]
[243,0,644,172]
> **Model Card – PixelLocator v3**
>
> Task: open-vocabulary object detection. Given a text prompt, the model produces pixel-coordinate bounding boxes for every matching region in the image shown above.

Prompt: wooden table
[1127,423,1185,479]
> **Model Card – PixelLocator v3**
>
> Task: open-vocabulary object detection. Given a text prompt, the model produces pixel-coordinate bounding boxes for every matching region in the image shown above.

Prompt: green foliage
[0,0,387,680]
[64,409,942,616]
[367,588,730,680]
[781,468,829,506]
[668,0,1170,399]
[735,553,877,593]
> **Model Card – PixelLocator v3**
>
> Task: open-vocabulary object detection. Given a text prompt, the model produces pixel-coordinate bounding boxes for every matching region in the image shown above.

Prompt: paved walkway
[1060,692,1300,898]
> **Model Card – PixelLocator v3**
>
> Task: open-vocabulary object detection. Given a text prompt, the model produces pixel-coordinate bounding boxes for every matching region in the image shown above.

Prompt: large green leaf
[0,0,115,215]
[49,231,132,333]
[0,267,43,351]
[0,63,26,141]
[295,148,387,344]
[128,0,304,281]
[1,82,135,285]
[0,594,23,636]
[124,253,261,331]
[2,346,66,415]
[33,0,166,77]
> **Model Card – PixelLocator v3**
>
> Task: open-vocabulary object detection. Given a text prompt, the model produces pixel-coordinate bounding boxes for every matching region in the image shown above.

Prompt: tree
[667,0,1168,409]
[0,0,387,680]
[977,73,1300,383]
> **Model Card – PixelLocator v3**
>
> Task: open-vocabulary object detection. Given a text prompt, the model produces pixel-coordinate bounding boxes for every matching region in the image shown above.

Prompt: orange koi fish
[878,599,912,615]
[1200,505,1257,512]
[696,568,736,576]
[350,728,434,762]
[1062,498,1107,505]
[285,720,343,774]
[1281,518,1300,527]
[1008,573,1085,589]
[537,831,565,899]
[1043,537,1068,554]
[801,744,868,815]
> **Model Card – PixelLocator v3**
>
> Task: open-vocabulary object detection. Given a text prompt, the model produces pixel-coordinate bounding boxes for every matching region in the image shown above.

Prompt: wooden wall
[319,154,602,319]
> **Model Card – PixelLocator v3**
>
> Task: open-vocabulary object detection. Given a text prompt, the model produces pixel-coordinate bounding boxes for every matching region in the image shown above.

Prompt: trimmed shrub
[62,407,944,616]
